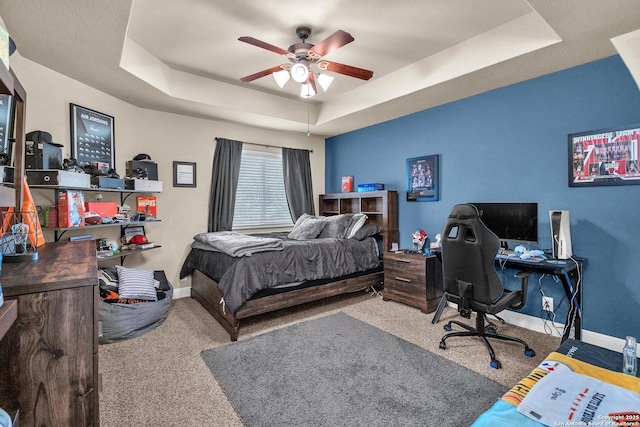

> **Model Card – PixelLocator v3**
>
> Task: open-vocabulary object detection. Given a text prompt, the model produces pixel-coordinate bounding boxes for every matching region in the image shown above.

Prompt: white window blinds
[232,150,293,229]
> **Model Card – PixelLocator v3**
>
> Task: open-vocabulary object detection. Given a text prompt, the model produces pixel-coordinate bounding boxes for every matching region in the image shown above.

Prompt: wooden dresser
[0,240,99,427]
[383,251,443,313]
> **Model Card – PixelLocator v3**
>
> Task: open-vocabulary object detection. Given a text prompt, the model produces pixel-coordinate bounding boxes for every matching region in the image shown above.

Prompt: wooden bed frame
[191,268,383,341]
[190,190,398,341]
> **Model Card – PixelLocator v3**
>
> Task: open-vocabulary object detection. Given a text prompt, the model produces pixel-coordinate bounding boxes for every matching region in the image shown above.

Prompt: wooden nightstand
[383,251,443,313]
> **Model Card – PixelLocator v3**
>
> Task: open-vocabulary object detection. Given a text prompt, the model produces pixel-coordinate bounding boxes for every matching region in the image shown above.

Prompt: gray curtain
[282,147,315,222]
[208,138,243,232]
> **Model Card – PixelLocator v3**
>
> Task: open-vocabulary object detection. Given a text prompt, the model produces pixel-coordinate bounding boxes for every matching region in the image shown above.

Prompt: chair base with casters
[439,310,536,369]
[438,271,536,369]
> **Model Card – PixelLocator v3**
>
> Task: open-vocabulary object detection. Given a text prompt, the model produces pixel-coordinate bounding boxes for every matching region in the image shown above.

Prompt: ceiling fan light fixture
[272,69,290,88]
[317,73,334,92]
[290,62,309,83]
[300,82,316,98]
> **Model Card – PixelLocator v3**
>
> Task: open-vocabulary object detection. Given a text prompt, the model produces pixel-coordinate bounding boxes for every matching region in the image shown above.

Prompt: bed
[180,211,390,341]
[472,339,640,426]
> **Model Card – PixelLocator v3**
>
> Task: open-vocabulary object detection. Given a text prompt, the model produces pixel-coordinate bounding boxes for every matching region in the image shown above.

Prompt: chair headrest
[448,204,480,220]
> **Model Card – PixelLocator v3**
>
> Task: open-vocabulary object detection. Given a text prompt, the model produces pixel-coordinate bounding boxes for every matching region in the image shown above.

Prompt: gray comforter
[180,232,380,312]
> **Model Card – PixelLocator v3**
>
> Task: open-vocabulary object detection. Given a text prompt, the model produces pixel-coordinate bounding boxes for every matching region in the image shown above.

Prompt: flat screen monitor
[469,202,538,246]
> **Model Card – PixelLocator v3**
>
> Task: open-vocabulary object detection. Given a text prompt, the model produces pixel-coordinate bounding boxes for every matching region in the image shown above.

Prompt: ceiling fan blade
[240,64,289,83]
[308,30,354,58]
[317,60,373,81]
[308,72,317,94]
[238,36,293,57]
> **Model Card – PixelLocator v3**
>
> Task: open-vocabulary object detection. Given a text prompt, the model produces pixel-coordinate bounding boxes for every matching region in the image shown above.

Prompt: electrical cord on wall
[538,275,563,337]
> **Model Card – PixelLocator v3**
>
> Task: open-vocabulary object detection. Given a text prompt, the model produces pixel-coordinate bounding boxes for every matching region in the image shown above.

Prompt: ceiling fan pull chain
[307,99,311,137]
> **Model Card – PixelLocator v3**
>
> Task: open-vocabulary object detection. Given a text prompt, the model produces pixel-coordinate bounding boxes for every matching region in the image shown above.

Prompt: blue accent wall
[325,56,640,340]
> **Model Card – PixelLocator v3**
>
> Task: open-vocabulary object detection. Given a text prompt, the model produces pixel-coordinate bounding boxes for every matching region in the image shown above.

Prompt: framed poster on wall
[70,103,115,170]
[407,154,439,201]
[569,123,640,187]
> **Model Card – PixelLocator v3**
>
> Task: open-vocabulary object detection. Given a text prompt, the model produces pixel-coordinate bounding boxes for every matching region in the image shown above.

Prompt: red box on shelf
[58,190,85,227]
[136,196,157,218]
[85,202,118,219]
[341,176,353,192]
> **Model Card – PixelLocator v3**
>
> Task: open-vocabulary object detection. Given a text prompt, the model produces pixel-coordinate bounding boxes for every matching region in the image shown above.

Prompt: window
[233,150,293,229]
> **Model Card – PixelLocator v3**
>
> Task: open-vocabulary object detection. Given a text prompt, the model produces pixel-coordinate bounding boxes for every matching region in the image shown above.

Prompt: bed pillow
[346,213,368,238]
[351,223,383,240]
[116,265,158,301]
[318,214,354,239]
[292,212,313,231]
[287,216,326,240]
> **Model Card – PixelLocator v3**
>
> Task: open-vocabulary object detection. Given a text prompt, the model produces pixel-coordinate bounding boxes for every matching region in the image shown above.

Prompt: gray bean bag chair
[99,269,173,344]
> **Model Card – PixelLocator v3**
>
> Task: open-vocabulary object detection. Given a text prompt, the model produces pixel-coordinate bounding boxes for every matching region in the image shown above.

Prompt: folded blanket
[517,361,640,425]
[473,352,640,427]
[193,231,284,257]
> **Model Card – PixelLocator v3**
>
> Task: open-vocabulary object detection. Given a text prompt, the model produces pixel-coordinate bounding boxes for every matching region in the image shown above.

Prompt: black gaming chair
[438,204,535,369]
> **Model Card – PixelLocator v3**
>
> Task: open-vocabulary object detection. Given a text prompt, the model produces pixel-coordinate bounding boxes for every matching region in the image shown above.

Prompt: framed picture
[569,123,640,187]
[0,94,13,157]
[173,161,197,187]
[122,225,145,243]
[70,103,115,170]
[407,154,439,201]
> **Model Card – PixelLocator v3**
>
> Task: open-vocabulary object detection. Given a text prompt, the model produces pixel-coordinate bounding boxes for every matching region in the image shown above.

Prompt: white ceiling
[1,0,639,138]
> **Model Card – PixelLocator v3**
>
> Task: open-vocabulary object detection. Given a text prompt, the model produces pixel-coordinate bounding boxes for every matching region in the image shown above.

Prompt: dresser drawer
[383,251,443,313]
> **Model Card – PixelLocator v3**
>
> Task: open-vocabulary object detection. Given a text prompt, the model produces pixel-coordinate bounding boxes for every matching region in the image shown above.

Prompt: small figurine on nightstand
[412,228,429,255]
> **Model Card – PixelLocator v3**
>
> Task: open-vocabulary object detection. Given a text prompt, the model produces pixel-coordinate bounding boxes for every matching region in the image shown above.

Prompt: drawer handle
[394,276,411,283]
[396,259,411,264]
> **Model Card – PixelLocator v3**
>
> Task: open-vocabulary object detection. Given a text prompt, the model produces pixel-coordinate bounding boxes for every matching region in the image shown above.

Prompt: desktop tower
[549,210,572,259]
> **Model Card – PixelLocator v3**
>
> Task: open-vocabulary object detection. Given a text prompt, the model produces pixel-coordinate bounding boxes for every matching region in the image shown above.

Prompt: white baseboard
[172,286,191,299]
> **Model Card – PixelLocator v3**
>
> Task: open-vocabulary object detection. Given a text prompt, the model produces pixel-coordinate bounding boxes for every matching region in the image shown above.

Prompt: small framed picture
[123,225,145,243]
[70,103,115,169]
[173,161,197,187]
[407,154,439,202]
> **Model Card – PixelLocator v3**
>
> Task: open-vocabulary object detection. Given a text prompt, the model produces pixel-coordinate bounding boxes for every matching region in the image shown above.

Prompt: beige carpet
[98,292,560,426]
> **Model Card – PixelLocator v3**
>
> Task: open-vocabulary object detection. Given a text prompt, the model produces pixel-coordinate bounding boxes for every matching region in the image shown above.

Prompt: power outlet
[542,296,554,312]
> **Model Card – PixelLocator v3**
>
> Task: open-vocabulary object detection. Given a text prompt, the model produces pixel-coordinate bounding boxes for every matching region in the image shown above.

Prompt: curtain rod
[217,137,313,153]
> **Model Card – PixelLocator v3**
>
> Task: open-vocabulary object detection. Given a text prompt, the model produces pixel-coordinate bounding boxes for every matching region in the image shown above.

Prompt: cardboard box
[58,190,85,227]
[124,179,163,192]
[90,176,124,189]
[136,196,157,218]
[357,183,385,192]
[341,176,353,192]
[85,201,118,219]
[26,169,91,188]
[46,205,58,227]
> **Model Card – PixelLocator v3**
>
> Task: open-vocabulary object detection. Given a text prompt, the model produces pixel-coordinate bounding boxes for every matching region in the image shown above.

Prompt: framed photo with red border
[569,123,640,187]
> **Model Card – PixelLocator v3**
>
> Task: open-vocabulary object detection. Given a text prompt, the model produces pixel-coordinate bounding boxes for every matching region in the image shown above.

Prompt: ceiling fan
[239,26,373,97]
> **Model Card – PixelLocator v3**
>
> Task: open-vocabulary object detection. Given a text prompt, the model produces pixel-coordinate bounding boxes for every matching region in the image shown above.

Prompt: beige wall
[11,54,326,290]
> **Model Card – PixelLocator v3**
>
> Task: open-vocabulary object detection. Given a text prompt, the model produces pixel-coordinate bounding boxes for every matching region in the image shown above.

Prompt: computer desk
[431,254,586,343]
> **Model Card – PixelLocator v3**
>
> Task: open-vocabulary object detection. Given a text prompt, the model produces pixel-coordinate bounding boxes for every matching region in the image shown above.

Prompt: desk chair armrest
[510,270,534,310]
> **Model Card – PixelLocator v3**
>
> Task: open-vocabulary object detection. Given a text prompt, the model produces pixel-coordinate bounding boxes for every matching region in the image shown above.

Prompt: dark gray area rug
[201,312,506,426]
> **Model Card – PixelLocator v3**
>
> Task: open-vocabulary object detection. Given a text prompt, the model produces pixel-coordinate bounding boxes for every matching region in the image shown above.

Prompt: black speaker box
[25,140,63,169]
